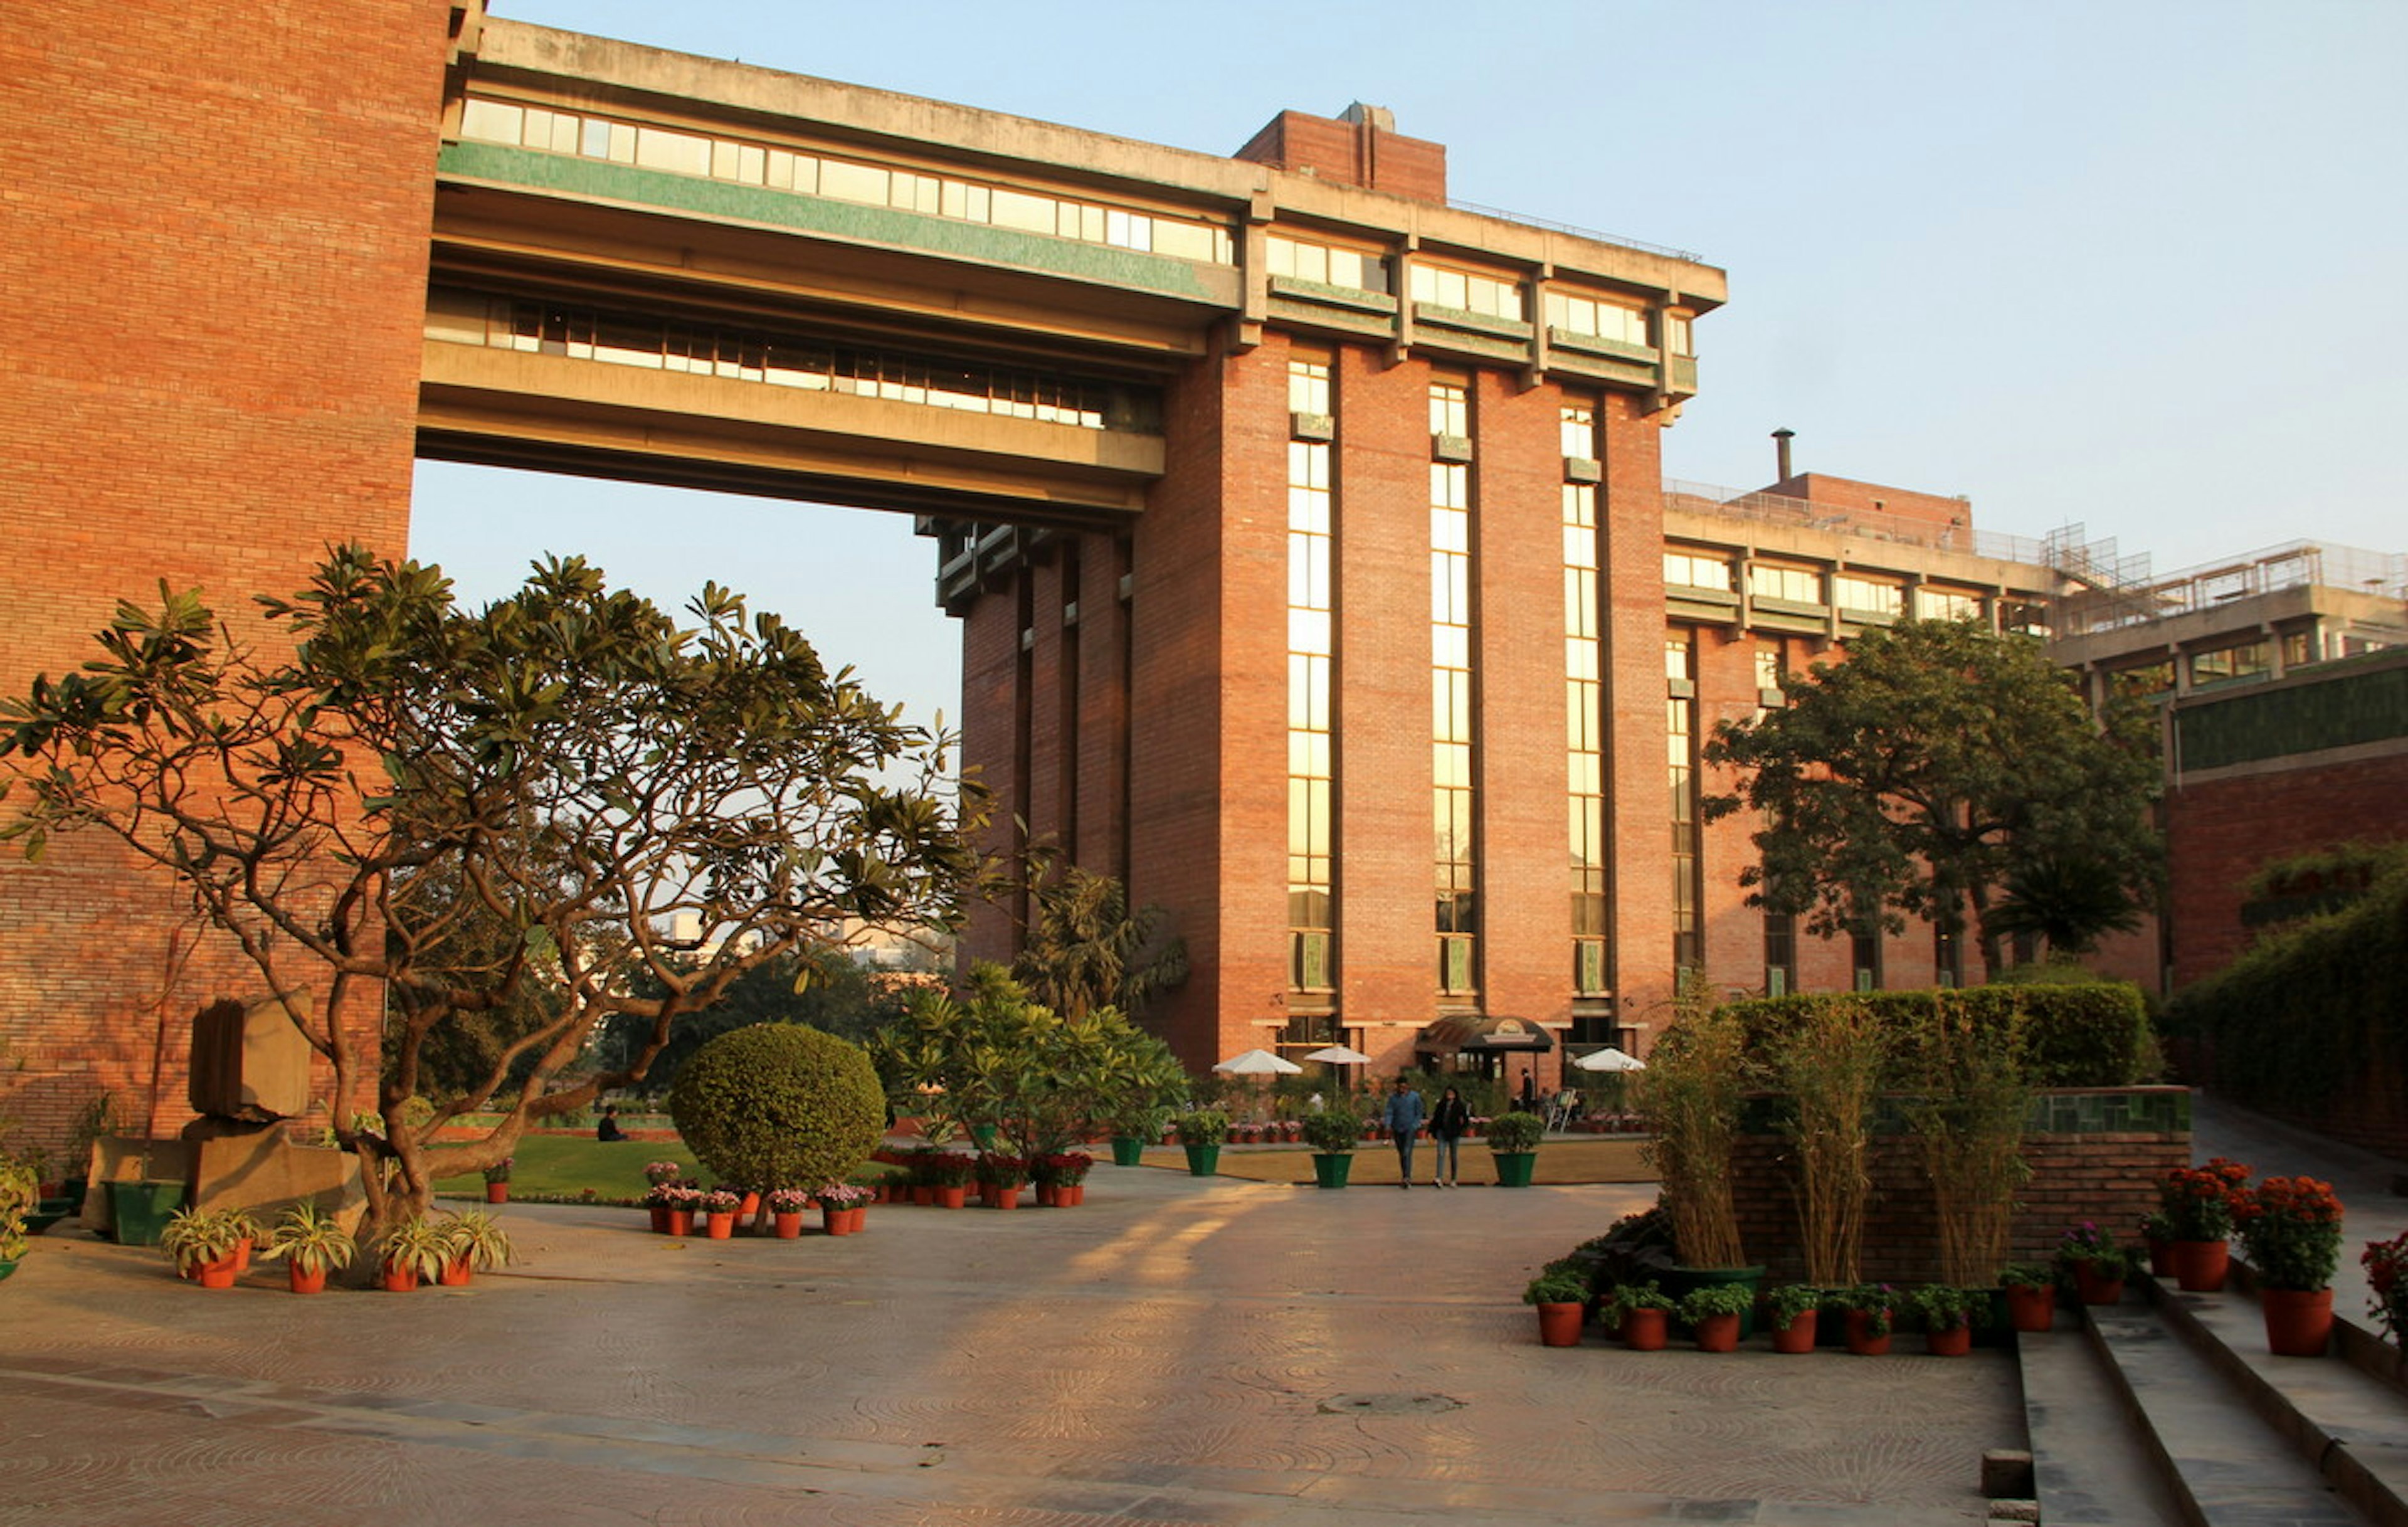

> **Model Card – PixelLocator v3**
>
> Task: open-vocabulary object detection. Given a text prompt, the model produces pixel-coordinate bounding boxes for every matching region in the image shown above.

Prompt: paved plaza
[0,1166,2022,1526]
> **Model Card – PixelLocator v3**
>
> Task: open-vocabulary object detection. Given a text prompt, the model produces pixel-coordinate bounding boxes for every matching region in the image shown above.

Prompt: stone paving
[0,1165,2024,1526]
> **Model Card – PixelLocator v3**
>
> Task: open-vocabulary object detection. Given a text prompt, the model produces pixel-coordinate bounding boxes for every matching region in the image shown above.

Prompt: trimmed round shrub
[667,1024,884,1190]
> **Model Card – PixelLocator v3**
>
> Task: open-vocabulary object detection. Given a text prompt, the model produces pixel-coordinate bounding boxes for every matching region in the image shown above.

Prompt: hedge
[2162,864,2408,1119]
[667,1023,885,1190]
[1721,983,2153,1089]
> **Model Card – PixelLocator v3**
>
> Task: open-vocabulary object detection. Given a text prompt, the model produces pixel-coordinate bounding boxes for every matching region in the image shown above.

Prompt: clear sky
[412,0,2407,734]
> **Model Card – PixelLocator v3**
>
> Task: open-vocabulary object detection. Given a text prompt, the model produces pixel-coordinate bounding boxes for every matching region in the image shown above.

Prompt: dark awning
[1413,1014,1555,1055]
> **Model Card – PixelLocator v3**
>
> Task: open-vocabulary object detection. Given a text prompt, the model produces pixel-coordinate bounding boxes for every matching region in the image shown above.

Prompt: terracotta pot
[1067,1183,1084,1206]
[773,1211,803,1239]
[1771,1309,1819,1354]
[233,1237,253,1273]
[704,1210,735,1240]
[288,1264,327,1295]
[195,1254,240,1290]
[1035,1182,1060,1207]
[2071,1260,2125,1306]
[665,1209,694,1236]
[737,1191,761,1217]
[824,1207,854,1237]
[2262,1287,2334,1357]
[648,1206,670,1234]
[1925,1325,1972,1357]
[2172,1239,2231,1293]
[839,1207,867,1234]
[381,1265,420,1293]
[989,1186,1019,1208]
[438,1257,472,1287]
[1692,1312,1741,1352]
[1842,1309,1891,1356]
[1623,1308,1668,1351]
[1535,1302,1585,1347]
[2004,1284,2056,1333]
[912,1185,935,1206]
[2146,1237,2176,1277]
[935,1185,968,1210]
[485,1183,508,1204]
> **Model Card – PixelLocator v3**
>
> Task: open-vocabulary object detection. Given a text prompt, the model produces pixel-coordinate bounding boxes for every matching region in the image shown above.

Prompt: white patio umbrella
[1571,1045,1647,1072]
[1300,1045,1373,1066]
[1212,1047,1304,1075]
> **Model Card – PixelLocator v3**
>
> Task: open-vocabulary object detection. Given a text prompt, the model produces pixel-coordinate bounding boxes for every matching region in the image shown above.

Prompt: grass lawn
[1159,1135,1655,1186]
[433,1136,700,1201]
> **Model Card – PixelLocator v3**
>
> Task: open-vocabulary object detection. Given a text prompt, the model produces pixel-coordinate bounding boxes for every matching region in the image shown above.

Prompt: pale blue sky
[413,0,2407,732]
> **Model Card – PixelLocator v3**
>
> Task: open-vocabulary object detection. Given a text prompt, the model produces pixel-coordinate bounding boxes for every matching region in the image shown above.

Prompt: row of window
[1664,549,1993,621]
[426,288,1144,431]
[1267,233,1695,356]
[459,95,1235,265]
[1287,358,1336,995]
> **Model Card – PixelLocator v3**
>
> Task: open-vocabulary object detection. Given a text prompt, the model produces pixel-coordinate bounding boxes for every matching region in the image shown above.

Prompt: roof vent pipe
[1772,427,1795,483]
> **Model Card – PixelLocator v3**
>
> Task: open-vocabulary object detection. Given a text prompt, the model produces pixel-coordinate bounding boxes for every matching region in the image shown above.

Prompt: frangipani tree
[1,547,977,1231]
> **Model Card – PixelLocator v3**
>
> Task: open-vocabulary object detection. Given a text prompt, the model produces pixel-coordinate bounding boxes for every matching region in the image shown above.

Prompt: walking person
[1428,1085,1471,1188]
[1383,1077,1427,1189]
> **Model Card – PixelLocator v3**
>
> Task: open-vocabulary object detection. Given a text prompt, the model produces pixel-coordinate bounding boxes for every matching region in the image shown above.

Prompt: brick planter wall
[1729,1086,2189,1286]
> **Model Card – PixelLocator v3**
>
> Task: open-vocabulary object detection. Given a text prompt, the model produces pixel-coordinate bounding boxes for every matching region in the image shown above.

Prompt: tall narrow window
[1934,922,1963,988]
[1287,356,1336,996]
[1667,631,1701,971]
[1562,403,1607,996]
[1851,926,1883,991]
[1430,379,1477,996]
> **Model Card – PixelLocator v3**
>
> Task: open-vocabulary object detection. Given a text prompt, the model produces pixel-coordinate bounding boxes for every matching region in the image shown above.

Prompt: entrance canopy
[1413,1015,1555,1057]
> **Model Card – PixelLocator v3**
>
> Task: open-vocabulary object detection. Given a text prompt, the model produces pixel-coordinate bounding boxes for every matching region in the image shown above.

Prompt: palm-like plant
[1985,853,2147,958]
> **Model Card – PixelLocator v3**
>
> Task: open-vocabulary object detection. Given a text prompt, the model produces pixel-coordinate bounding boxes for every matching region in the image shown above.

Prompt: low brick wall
[1730,1086,2189,1285]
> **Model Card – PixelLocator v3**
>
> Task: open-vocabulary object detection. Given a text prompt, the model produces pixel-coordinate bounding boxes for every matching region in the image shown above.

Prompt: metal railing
[2058,540,2408,634]
[1662,478,2042,565]
[1446,198,1703,264]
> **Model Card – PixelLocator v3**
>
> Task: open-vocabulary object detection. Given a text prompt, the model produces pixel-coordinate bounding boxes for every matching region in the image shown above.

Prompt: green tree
[599,944,919,1091]
[1982,852,2149,957]
[0,548,977,1232]
[1702,618,2160,978]
[1010,850,1185,1022]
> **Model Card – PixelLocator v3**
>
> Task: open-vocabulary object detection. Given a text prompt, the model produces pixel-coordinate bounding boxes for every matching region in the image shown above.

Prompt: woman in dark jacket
[1428,1086,1472,1188]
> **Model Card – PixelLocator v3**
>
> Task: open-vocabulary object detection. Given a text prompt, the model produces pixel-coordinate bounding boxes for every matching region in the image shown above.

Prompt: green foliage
[0,548,975,1233]
[158,1206,249,1273]
[604,947,920,1094]
[1910,1284,1990,1331]
[443,1210,517,1271]
[1703,618,2162,972]
[1481,1111,1546,1153]
[1898,996,2032,1287]
[1761,998,1886,1286]
[1300,1104,1363,1154]
[259,1202,356,1277]
[2163,856,2408,1118]
[874,964,1185,1160]
[1677,1282,1757,1321]
[1009,852,1185,1022]
[668,1024,885,1190]
[1600,1280,1675,1320]
[1524,1265,1591,1305]
[1174,1109,1230,1146]
[1721,983,2153,1088]
[1642,973,1748,1269]
[0,1158,34,1263]
[377,1216,454,1281]
[1764,1282,1830,1323]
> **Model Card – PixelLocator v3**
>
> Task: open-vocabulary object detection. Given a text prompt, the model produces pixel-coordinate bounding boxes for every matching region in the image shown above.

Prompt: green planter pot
[1311,1153,1354,1189]
[1491,1151,1538,1187]
[0,1257,18,1284]
[1662,1263,1766,1339]
[107,1179,185,1247]
[1181,1144,1220,1177]
[1109,1136,1147,1167]
[971,1124,999,1150]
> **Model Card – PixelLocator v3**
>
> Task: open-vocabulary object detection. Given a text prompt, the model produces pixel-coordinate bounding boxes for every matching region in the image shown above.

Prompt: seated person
[596,1103,626,1143]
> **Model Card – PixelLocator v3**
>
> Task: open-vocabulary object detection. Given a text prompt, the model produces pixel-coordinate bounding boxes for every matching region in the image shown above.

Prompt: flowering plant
[643,1161,684,1187]
[2160,1157,2251,1239]
[922,1152,978,1187]
[816,1182,873,1209]
[1033,1152,1093,1186]
[480,1156,514,1184]
[2232,1175,2343,1291]
[2057,1223,2128,1279]
[2361,1231,2408,1342]
[766,1186,813,1213]
[974,1153,1028,1187]
[660,1184,705,1212]
[700,1188,742,1215]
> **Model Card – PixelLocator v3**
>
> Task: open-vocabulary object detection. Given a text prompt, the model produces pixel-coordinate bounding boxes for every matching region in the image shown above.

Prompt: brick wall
[0,2,458,1157]
[1728,1087,2189,1285]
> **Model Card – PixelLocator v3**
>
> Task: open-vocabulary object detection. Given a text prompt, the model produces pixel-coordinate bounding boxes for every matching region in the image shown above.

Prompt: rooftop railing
[1662,478,2043,565]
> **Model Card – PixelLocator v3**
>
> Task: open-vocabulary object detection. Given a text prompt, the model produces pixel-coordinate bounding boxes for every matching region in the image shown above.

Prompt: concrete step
[2017,1321,2189,1526]
[2085,1287,2368,1526]
[2143,1275,2408,1527]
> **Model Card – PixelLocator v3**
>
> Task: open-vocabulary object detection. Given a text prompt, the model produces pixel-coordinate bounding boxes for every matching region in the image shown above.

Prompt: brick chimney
[1233,103,1447,202]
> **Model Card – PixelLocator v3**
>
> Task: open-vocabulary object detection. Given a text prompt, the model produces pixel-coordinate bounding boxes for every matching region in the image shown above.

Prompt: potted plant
[1678,1282,1756,1352]
[974,1153,1027,1208]
[1765,997,1886,1287]
[158,1206,247,1288]
[1482,1111,1546,1187]
[376,1216,452,1292]
[2234,1175,2344,1356]
[481,1156,513,1205]
[2363,1230,2408,1347]
[1301,1104,1361,1189]
[441,1210,515,1286]
[1524,1264,1590,1347]
[2140,1212,2177,1276]
[1999,1262,2056,1333]
[700,1187,741,1238]
[816,1181,872,1235]
[1764,1282,1827,1354]
[1175,1111,1228,1177]
[1911,1284,1986,1356]
[767,1186,811,1238]
[925,1151,976,1209]
[1601,1281,1676,1351]
[2160,1157,2251,1292]
[260,1201,356,1294]
[1642,982,1752,1294]
[2057,1223,2128,1306]
[660,1183,703,1236]
[1839,1284,1895,1356]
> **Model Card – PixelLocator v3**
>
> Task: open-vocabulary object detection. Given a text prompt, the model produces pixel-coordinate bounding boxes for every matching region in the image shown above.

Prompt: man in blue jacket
[1383,1077,1427,1189]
